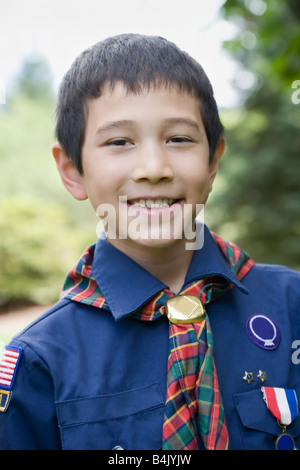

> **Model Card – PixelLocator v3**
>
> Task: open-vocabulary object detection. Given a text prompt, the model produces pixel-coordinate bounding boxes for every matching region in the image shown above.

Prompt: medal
[275,422,295,450]
[261,387,298,450]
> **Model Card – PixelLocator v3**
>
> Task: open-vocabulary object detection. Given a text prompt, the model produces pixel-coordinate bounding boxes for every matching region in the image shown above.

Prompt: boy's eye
[106,138,132,147]
[168,136,193,144]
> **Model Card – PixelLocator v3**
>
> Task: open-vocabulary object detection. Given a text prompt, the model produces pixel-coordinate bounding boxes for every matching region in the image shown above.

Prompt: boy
[1,34,300,450]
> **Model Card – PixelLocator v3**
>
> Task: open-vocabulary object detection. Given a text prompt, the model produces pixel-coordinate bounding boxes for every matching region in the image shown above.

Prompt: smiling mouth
[127,198,181,209]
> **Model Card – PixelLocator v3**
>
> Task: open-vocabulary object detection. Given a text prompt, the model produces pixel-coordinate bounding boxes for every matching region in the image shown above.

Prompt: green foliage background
[0,1,299,309]
[206,0,300,269]
[0,57,96,307]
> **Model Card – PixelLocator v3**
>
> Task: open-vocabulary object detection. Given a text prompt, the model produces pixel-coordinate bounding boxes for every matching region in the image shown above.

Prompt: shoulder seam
[13,299,72,338]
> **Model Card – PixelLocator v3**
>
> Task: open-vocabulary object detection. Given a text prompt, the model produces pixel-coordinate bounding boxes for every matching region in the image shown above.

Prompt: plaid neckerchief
[61,232,255,450]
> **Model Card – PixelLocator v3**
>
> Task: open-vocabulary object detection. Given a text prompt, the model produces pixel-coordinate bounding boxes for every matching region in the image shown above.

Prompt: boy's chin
[103,219,198,251]
[125,228,194,251]
[128,236,179,249]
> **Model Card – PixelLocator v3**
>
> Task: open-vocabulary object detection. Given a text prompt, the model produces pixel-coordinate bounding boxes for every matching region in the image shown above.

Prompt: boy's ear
[52,143,88,201]
[209,136,225,191]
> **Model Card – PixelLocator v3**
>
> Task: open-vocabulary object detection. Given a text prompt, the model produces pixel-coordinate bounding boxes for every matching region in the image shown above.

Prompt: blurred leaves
[10,54,55,104]
[221,0,300,91]
[0,197,89,306]
[0,56,95,307]
[207,0,300,269]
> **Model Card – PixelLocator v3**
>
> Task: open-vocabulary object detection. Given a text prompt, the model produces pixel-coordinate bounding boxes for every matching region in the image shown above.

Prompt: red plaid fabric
[137,282,229,450]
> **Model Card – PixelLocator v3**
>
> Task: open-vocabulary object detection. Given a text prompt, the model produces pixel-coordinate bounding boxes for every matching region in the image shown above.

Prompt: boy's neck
[108,238,194,294]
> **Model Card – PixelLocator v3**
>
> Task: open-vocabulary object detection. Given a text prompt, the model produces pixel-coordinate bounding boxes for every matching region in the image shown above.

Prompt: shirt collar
[92,225,248,320]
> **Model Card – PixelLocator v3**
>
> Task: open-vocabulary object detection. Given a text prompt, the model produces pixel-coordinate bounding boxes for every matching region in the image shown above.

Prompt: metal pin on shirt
[165,295,206,324]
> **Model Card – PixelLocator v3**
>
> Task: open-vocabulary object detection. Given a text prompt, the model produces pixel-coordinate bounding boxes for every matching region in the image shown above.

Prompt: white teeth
[131,198,176,208]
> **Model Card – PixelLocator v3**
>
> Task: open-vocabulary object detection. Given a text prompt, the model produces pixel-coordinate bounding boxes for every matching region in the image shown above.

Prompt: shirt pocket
[56,382,165,450]
[233,386,300,450]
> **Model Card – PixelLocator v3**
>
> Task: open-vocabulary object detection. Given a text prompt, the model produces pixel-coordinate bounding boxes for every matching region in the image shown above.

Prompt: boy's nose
[131,143,174,183]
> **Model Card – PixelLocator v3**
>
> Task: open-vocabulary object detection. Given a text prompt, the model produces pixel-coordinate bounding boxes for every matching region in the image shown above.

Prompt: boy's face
[54,82,224,251]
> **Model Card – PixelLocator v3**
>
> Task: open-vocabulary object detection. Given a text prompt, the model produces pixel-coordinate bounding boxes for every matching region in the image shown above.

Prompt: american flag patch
[0,346,23,390]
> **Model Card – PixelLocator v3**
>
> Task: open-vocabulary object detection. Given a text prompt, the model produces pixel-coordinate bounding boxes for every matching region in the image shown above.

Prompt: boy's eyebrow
[162,118,201,132]
[95,117,201,136]
[95,120,136,136]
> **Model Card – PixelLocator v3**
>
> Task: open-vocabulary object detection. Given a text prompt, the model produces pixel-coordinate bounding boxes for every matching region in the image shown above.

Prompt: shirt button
[112,445,125,450]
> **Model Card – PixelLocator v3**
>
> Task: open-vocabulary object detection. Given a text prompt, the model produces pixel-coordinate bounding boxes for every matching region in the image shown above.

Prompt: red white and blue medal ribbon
[261,387,298,425]
[262,387,298,450]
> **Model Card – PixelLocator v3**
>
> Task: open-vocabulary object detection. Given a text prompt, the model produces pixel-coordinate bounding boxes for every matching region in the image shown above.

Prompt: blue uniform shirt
[1,227,300,450]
